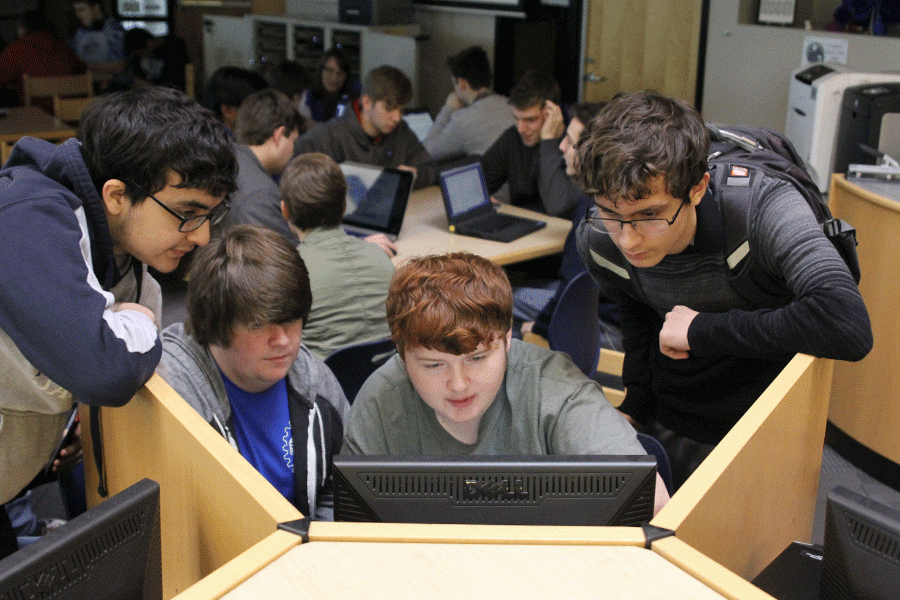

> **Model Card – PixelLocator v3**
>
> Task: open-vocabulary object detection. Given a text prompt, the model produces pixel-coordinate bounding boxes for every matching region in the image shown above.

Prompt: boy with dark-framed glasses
[0,87,237,557]
[574,90,872,489]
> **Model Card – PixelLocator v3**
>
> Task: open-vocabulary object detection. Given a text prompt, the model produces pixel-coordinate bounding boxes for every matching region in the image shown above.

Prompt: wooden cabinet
[828,174,900,469]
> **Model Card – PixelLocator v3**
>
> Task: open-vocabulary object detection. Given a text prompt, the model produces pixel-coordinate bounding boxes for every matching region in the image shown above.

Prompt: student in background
[342,252,669,514]
[202,66,267,131]
[480,70,574,217]
[0,10,83,108]
[0,87,237,557]
[70,0,124,77]
[263,59,313,118]
[280,153,394,361]
[296,65,437,188]
[217,88,304,244]
[517,102,616,342]
[575,90,873,488]
[300,47,360,124]
[120,28,189,92]
[423,46,514,162]
[158,225,349,519]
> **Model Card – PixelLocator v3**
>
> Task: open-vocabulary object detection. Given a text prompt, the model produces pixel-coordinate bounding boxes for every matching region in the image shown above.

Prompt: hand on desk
[364,234,398,258]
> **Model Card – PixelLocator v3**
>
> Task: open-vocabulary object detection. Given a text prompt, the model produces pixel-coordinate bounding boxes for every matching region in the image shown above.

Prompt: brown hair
[185,225,311,347]
[362,65,412,110]
[574,90,709,205]
[387,253,512,357]
[280,153,347,230]
[508,70,560,110]
[234,88,304,146]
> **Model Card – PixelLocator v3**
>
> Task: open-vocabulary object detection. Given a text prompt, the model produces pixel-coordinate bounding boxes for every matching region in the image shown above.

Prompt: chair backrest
[53,95,100,124]
[185,63,196,100]
[23,73,93,107]
[636,432,674,495]
[324,338,397,404]
[547,270,601,377]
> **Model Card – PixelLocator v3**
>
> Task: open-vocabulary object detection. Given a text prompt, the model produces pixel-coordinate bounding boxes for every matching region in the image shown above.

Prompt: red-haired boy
[342,252,668,512]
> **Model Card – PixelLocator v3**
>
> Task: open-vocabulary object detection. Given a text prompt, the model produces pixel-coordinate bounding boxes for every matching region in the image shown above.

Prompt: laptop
[402,108,434,142]
[340,163,414,241]
[439,162,546,243]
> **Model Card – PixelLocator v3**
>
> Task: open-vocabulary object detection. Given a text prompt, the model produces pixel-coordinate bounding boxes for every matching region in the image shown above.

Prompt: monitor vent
[1,507,151,600]
[358,471,631,505]
[846,515,900,565]
[610,482,654,527]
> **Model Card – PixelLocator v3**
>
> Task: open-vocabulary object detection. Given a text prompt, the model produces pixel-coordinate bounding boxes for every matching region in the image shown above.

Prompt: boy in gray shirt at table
[343,252,669,513]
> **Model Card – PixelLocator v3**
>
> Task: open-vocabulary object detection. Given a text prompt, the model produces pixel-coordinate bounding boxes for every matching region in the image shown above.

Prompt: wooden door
[582,0,703,105]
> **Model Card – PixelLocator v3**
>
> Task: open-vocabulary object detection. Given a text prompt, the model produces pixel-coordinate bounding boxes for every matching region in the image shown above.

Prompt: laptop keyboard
[474,213,519,233]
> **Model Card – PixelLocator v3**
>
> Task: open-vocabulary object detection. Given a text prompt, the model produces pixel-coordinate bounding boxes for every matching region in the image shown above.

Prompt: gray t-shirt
[343,339,644,456]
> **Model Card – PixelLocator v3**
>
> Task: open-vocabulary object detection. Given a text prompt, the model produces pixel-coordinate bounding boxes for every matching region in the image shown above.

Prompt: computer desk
[81,350,831,600]
[218,539,750,600]
[0,106,78,163]
[392,186,572,266]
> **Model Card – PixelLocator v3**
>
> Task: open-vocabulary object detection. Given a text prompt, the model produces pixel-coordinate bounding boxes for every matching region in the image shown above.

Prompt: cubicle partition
[82,354,831,599]
[80,376,303,598]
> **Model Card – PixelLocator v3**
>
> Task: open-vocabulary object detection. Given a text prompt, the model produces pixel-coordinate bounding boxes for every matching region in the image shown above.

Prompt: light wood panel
[653,354,833,580]
[653,537,776,600]
[827,174,900,465]
[52,95,99,124]
[23,72,92,107]
[81,374,303,599]
[582,0,703,104]
[220,542,730,599]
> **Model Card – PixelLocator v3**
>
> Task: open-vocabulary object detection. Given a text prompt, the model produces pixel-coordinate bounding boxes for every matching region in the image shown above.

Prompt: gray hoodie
[158,323,349,520]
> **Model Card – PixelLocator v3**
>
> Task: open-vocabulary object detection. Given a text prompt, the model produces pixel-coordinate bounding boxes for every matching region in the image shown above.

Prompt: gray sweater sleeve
[688,179,873,361]
[537,139,578,217]
[423,103,464,161]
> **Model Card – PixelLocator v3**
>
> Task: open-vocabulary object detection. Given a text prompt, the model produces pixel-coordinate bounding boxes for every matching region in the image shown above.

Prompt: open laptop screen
[402,109,434,142]
[441,162,491,220]
[341,163,413,236]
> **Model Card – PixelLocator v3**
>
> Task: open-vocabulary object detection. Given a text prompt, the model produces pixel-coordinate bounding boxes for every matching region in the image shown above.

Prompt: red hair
[387,253,512,356]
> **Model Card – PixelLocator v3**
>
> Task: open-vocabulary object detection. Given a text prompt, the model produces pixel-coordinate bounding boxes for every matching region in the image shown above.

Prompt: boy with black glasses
[0,87,237,556]
[574,90,872,489]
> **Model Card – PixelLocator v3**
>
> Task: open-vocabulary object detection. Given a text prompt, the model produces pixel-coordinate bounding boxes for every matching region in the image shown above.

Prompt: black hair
[202,66,267,122]
[78,86,238,203]
[446,46,492,91]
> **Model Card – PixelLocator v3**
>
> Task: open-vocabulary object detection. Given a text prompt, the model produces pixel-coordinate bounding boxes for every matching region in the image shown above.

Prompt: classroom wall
[412,7,496,115]
[702,0,900,132]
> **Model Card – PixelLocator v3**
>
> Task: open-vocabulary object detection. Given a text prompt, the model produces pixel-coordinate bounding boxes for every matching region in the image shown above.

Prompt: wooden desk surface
[393,186,571,266]
[221,542,728,599]
[0,106,77,143]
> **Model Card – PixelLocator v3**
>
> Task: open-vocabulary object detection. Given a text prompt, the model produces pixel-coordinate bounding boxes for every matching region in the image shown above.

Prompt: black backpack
[706,123,861,307]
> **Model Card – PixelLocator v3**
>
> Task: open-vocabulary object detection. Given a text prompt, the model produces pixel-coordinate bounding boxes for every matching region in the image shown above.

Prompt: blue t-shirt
[221,373,294,503]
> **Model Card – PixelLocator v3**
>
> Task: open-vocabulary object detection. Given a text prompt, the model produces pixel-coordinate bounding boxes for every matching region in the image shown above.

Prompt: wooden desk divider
[652,353,833,581]
[83,353,832,599]
[81,374,304,599]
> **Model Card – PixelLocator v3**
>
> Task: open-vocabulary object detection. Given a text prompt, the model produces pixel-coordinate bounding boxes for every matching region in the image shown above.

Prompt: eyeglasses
[585,200,687,237]
[128,181,230,233]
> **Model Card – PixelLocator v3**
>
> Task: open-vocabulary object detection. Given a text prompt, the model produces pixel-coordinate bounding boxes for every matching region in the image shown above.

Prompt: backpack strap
[709,163,793,308]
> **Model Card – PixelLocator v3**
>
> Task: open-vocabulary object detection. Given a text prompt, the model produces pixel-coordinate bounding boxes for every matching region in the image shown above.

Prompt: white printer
[784,63,900,192]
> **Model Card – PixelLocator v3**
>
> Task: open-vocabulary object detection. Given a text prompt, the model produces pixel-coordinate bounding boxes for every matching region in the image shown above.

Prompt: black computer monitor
[0,478,162,600]
[333,454,656,526]
[821,485,900,600]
